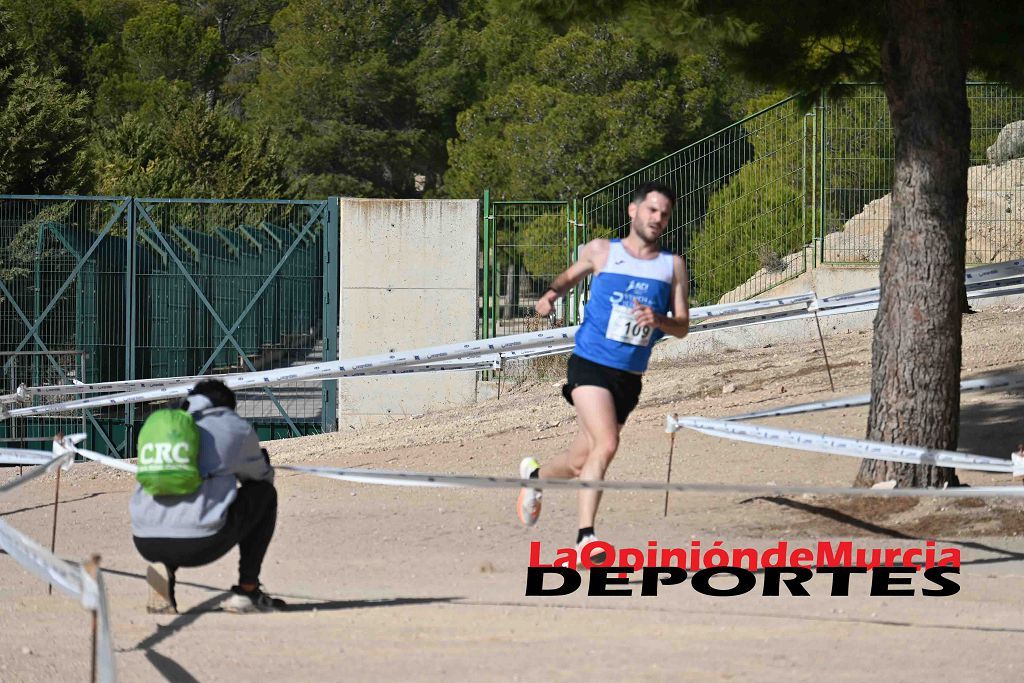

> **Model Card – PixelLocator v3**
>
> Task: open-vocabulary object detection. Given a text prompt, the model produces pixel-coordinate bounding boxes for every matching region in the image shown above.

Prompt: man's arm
[229,419,275,483]
[632,255,690,338]
[535,239,608,316]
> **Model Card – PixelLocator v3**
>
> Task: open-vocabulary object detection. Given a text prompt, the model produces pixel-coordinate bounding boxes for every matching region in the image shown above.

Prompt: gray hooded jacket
[129,394,274,539]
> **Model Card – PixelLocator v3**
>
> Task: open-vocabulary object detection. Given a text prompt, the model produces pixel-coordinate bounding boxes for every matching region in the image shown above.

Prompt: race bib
[605,304,652,347]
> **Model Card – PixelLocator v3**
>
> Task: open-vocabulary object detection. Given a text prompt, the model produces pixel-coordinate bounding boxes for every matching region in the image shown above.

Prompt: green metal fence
[486,83,1024,322]
[482,197,576,337]
[821,83,1024,264]
[481,97,813,323]
[580,95,811,307]
[0,196,339,455]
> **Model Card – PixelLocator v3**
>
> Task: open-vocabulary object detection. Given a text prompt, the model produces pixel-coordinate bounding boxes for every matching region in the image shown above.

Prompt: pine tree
[0,13,90,194]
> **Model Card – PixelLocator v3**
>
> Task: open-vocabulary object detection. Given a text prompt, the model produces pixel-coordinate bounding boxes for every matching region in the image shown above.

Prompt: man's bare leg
[539,429,591,479]
[569,386,622,529]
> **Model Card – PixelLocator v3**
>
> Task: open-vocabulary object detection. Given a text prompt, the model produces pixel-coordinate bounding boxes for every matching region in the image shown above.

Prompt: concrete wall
[337,199,479,428]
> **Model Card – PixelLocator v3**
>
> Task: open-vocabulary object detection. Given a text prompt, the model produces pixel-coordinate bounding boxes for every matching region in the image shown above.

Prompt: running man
[516,182,689,560]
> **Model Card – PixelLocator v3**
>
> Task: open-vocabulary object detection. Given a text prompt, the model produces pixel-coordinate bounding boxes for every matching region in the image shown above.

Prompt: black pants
[134,481,277,586]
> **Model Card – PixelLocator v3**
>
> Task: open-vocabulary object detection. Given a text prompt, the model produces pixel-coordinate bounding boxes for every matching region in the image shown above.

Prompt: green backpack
[136,409,202,496]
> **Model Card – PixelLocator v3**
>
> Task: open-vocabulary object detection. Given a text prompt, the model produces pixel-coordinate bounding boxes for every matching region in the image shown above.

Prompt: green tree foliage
[442,18,731,200]
[519,213,613,277]
[93,88,290,198]
[0,0,89,86]
[247,0,483,198]
[688,97,806,303]
[0,15,91,194]
[74,0,145,94]
[90,0,228,124]
[181,0,287,109]
[121,2,227,86]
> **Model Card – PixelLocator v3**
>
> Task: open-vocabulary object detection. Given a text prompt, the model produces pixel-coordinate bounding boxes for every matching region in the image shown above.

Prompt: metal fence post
[125,198,137,455]
[482,189,490,339]
[803,113,809,271]
[818,88,828,264]
[490,201,498,339]
[322,197,340,432]
[571,198,579,325]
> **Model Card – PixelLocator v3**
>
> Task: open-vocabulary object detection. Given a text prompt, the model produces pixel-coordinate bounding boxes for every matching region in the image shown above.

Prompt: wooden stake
[813,309,836,392]
[47,431,68,597]
[47,466,62,596]
[82,555,101,683]
[663,415,677,517]
[496,358,503,401]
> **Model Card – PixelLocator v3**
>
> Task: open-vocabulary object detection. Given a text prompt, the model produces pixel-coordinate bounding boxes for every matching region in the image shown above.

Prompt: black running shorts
[561,354,643,424]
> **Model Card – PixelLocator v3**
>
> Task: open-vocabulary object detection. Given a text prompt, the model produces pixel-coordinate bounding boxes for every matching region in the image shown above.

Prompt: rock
[722,383,737,394]
[20,647,31,656]
[987,121,1024,164]
[871,480,898,490]
[778,385,787,394]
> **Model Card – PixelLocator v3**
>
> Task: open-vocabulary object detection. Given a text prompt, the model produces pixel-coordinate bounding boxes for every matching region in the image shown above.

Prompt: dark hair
[632,182,676,207]
[189,379,236,410]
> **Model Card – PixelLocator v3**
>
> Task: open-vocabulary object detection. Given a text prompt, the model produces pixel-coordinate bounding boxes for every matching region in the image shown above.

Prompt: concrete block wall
[337,199,479,428]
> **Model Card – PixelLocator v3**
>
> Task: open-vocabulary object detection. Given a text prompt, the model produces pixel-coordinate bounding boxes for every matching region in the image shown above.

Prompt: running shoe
[516,457,542,526]
[576,533,608,567]
[222,585,287,614]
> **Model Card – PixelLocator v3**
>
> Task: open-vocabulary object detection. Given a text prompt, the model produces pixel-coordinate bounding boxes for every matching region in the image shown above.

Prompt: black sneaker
[223,585,287,613]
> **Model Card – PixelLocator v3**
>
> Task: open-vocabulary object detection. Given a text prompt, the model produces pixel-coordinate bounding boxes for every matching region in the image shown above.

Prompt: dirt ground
[3,305,1024,682]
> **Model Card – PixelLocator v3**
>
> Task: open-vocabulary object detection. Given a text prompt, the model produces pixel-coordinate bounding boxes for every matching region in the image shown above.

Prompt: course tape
[0,292,811,401]
[667,415,1017,474]
[277,464,1024,499]
[964,259,1024,283]
[0,290,823,405]
[92,566,117,683]
[0,516,96,604]
[2,343,579,406]
[18,436,1024,505]
[0,295,835,413]
[3,327,579,417]
[688,292,816,320]
[809,271,1024,312]
[691,275,1024,335]
[0,448,57,466]
[64,443,138,474]
[0,453,73,495]
[0,513,115,682]
[803,262,1024,310]
[689,299,879,334]
[8,261,1024,417]
[3,354,514,403]
[726,372,1024,421]
[965,281,1024,302]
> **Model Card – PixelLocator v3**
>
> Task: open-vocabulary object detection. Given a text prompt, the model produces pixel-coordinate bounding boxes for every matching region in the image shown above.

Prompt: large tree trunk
[855,0,970,488]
